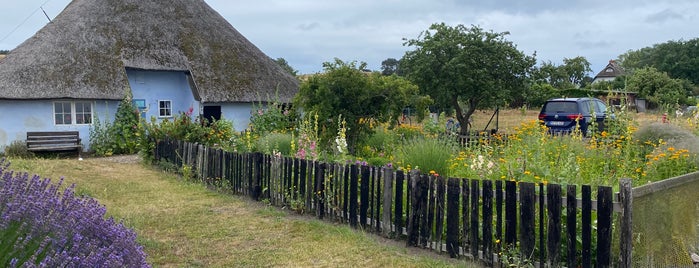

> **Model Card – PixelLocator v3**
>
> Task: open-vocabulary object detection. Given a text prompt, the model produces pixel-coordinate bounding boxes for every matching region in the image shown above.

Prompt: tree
[380,58,402,76]
[275,57,298,76]
[533,56,591,89]
[0,50,9,54]
[401,23,536,134]
[626,67,684,109]
[294,59,430,153]
[619,38,699,85]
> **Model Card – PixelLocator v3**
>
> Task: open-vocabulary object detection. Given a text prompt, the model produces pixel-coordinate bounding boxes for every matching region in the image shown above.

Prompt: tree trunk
[452,97,477,136]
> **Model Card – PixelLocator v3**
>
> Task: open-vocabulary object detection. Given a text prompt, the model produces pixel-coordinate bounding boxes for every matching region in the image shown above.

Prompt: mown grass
[6,157,479,267]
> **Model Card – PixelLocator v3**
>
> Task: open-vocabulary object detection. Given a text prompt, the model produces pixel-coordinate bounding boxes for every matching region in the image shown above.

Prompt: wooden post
[470,180,479,258]
[596,186,613,267]
[252,152,262,201]
[418,174,429,248]
[519,182,536,260]
[547,184,562,267]
[360,165,370,228]
[446,177,460,258]
[382,168,394,237]
[619,179,633,268]
[482,180,493,265]
[394,170,405,236]
[505,180,517,246]
[435,176,446,253]
[315,162,325,219]
[567,185,577,268]
[407,170,421,247]
[462,178,470,253]
[349,164,359,227]
[582,185,592,268]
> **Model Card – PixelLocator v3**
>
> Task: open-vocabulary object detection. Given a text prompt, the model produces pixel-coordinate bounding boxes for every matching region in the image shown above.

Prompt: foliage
[533,57,592,89]
[401,23,536,135]
[89,95,141,156]
[618,38,699,85]
[380,58,402,76]
[138,113,236,162]
[250,99,296,135]
[1,141,34,159]
[294,59,430,153]
[0,159,148,267]
[626,67,686,110]
[256,132,293,156]
[446,117,697,189]
[396,137,457,177]
[274,57,299,76]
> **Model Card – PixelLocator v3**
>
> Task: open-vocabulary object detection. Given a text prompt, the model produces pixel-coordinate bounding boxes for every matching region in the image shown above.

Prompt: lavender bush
[0,158,149,267]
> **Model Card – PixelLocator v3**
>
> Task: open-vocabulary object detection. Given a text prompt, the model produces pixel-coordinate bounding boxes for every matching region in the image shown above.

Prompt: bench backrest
[26,131,81,150]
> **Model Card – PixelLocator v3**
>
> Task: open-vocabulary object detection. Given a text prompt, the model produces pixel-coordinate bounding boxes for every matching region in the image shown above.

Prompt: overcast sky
[2,0,698,75]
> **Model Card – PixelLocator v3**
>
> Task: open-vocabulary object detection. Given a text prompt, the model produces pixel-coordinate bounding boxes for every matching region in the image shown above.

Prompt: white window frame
[158,100,173,118]
[53,101,93,126]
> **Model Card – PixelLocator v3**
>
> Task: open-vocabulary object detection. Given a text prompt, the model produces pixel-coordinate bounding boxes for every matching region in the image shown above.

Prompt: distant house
[0,0,298,151]
[592,60,625,84]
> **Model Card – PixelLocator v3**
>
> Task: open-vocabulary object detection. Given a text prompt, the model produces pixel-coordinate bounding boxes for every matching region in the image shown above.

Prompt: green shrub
[2,140,34,158]
[256,132,293,156]
[89,94,140,156]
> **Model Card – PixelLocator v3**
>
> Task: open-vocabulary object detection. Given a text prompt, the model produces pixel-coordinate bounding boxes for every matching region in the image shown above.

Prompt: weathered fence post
[505,180,517,246]
[582,185,592,268]
[567,185,577,268]
[619,179,633,268]
[446,177,460,258]
[315,162,325,219]
[547,184,562,267]
[382,168,394,237]
[252,152,262,201]
[482,179,493,265]
[349,164,359,227]
[394,170,405,236]
[597,186,613,268]
[520,182,535,260]
[360,165,370,228]
[470,179,479,259]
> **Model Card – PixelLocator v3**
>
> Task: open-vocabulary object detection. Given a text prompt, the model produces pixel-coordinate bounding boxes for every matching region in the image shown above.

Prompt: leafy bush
[90,95,141,156]
[138,113,237,162]
[2,141,34,159]
[256,132,293,156]
[0,158,149,267]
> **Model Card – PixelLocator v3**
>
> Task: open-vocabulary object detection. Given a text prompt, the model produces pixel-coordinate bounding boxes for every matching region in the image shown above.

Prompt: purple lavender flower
[0,158,150,267]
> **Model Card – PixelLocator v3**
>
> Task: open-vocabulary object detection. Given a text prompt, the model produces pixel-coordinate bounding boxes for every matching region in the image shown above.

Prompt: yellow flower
[524,170,531,175]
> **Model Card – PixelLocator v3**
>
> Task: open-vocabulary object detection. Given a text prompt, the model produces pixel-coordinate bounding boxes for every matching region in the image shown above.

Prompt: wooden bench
[26,131,83,157]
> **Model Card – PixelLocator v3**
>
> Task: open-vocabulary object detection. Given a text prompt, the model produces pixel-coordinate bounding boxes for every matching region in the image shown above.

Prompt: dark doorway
[203,106,221,122]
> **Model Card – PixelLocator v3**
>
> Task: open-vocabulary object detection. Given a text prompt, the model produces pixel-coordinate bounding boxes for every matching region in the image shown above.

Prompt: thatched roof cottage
[0,0,298,151]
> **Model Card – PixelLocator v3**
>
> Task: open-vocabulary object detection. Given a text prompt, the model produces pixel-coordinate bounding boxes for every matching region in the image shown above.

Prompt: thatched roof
[594,60,625,79]
[0,0,298,102]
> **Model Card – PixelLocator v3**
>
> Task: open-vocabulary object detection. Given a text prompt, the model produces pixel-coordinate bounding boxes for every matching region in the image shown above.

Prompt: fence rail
[155,139,632,267]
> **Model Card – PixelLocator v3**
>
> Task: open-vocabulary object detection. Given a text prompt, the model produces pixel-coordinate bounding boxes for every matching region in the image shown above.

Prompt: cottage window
[159,100,172,118]
[54,101,93,125]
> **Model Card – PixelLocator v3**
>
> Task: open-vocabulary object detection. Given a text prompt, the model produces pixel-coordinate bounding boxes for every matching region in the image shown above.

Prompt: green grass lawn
[6,156,479,267]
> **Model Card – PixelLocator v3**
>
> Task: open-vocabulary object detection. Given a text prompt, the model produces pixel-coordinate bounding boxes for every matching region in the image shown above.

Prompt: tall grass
[396,136,458,177]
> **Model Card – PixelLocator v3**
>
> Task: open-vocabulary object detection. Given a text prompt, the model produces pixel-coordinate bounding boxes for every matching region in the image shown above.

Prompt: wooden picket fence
[155,139,633,267]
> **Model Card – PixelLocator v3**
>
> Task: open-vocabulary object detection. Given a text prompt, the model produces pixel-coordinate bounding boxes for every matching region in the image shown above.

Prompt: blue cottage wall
[126,69,200,121]
[0,100,118,152]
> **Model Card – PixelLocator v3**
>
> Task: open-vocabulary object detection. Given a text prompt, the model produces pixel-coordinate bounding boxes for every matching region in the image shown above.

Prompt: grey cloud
[297,22,320,31]
[645,9,684,23]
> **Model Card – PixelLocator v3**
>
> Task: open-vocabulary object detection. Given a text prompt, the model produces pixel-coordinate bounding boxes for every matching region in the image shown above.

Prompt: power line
[0,0,55,45]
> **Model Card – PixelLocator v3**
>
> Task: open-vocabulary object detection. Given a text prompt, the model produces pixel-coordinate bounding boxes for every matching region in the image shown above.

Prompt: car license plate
[549,121,565,126]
